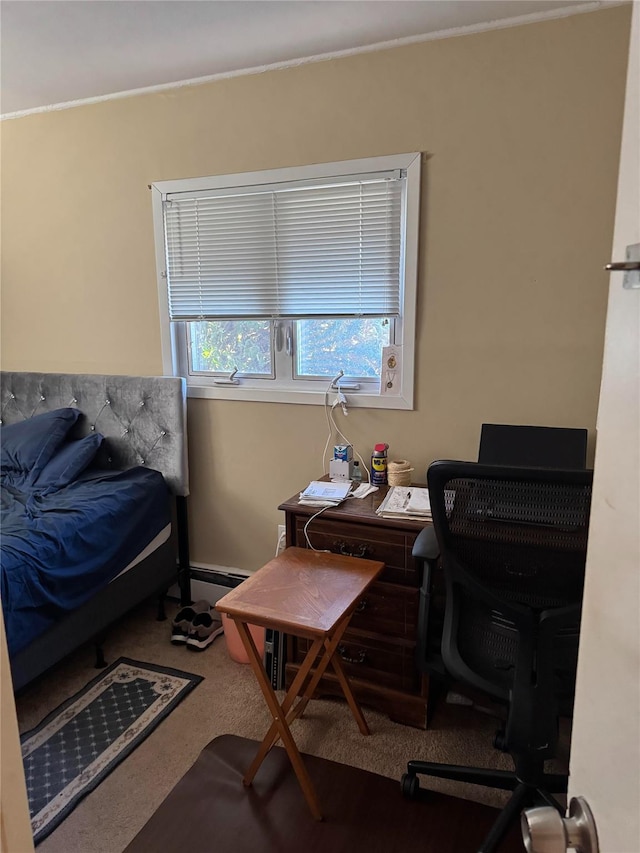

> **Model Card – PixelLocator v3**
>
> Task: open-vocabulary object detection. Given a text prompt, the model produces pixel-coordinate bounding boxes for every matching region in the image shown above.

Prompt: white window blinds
[163,173,404,320]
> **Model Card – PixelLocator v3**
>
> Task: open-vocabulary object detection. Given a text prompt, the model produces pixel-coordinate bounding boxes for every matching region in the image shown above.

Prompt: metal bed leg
[94,638,107,669]
[176,496,192,606]
[157,590,168,621]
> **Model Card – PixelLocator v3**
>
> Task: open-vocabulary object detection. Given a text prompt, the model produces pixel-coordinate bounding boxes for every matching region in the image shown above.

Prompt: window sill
[185,382,413,410]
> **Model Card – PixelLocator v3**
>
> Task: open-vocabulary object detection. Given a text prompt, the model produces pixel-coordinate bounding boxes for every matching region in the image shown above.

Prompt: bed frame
[0,371,192,691]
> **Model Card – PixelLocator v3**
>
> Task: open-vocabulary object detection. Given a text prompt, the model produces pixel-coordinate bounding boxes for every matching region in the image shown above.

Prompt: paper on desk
[405,489,431,515]
[300,480,351,501]
[376,486,432,519]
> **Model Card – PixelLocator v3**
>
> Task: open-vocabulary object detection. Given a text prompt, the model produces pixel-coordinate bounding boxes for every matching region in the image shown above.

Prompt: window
[152,153,420,409]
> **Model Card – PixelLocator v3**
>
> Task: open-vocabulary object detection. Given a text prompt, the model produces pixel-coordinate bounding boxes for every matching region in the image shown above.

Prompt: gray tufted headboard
[0,372,189,496]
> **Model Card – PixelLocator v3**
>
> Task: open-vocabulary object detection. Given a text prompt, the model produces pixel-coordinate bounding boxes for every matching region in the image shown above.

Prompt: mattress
[1,467,171,657]
[113,522,172,579]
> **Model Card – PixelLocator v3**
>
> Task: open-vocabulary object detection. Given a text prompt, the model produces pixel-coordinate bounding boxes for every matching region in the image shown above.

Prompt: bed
[0,371,191,691]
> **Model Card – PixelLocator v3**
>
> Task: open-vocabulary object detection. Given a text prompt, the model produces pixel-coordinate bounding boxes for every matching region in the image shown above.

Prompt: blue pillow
[0,407,81,478]
[33,432,104,489]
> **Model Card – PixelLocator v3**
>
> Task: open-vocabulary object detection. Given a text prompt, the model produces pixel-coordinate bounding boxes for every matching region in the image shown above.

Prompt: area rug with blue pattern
[20,657,203,845]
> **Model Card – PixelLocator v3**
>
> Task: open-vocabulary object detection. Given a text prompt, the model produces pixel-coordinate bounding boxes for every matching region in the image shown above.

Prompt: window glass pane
[188,320,272,375]
[295,318,391,379]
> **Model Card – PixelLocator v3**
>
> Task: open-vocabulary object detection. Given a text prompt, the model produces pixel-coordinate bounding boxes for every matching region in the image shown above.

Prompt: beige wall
[0,7,631,571]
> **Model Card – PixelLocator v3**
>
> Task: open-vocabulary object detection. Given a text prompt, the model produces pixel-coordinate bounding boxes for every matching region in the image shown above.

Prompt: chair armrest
[412,525,440,563]
[413,525,446,678]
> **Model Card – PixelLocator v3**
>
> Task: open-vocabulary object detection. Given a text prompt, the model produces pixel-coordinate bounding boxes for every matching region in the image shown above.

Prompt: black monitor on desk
[478,423,588,469]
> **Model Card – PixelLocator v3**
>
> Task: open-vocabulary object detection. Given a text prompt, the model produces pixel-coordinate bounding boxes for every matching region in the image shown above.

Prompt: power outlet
[276,524,286,555]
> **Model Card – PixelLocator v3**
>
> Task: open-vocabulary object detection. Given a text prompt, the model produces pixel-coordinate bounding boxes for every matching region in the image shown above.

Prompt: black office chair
[412,424,588,677]
[402,461,593,853]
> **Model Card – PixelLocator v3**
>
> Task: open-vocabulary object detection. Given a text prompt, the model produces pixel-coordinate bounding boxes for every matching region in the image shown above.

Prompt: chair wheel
[401,773,420,800]
[494,730,507,751]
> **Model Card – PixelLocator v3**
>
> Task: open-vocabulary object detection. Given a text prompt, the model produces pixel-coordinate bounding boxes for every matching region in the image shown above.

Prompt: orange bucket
[221,612,265,663]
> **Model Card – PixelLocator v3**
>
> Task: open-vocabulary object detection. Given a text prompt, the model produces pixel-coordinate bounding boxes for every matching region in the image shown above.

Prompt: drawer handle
[336,541,372,559]
[355,598,369,613]
[338,646,367,665]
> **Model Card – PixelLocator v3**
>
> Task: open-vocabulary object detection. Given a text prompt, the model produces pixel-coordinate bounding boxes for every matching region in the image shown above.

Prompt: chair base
[401,760,567,853]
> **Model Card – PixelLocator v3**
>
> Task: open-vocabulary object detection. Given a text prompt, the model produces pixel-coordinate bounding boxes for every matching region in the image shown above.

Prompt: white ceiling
[0,0,620,117]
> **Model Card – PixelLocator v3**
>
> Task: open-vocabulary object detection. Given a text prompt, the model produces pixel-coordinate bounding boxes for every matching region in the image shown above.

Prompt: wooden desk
[279,486,441,729]
[216,547,384,820]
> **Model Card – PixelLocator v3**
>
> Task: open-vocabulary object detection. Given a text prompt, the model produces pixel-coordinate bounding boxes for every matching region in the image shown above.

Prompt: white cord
[322,371,343,474]
[322,392,333,474]
[303,496,354,551]
[320,369,371,483]
[303,503,335,551]
[328,402,371,483]
[274,528,286,557]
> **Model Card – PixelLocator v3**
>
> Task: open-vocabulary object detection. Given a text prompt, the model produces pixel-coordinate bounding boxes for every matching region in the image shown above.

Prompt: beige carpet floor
[16,599,570,853]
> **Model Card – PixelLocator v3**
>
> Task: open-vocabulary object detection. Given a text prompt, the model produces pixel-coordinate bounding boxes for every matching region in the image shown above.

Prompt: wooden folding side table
[215,546,384,820]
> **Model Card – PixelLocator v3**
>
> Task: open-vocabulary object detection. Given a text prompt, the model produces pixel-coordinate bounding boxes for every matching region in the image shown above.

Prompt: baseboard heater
[190,568,247,588]
[167,567,245,603]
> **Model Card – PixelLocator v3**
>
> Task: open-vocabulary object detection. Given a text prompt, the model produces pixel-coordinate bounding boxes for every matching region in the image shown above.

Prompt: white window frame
[151,152,420,410]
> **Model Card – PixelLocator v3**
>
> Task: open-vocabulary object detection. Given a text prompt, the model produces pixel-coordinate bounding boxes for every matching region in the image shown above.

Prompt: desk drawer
[349,581,418,640]
[293,518,419,586]
[294,633,420,694]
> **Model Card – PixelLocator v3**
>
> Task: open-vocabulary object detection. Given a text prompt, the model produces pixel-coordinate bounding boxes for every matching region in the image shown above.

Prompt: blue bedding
[1,410,171,658]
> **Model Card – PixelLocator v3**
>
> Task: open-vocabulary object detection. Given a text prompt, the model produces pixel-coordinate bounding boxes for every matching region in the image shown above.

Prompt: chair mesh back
[429,463,592,707]
[447,475,590,608]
